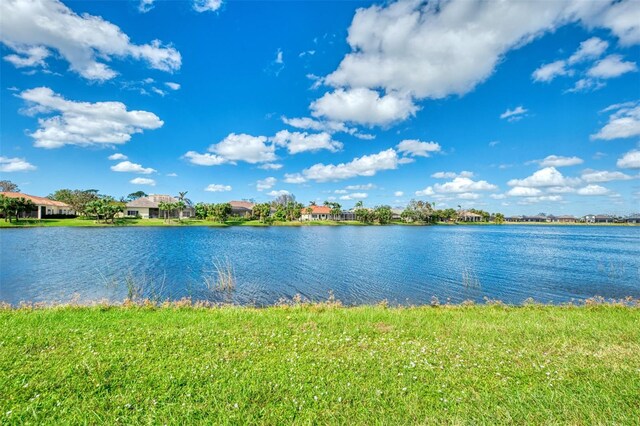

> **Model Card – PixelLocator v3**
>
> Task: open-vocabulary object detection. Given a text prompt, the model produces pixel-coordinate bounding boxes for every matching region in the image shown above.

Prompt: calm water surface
[1,225,639,305]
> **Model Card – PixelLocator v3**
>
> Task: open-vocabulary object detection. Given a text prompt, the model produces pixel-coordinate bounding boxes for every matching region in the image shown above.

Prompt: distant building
[552,215,577,223]
[627,215,640,224]
[458,211,482,222]
[301,205,354,221]
[124,194,194,219]
[391,208,404,221]
[521,215,548,223]
[229,200,255,217]
[0,191,74,219]
[594,215,614,224]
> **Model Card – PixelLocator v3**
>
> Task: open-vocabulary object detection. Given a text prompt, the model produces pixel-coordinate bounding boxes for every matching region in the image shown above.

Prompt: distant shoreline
[0,218,637,228]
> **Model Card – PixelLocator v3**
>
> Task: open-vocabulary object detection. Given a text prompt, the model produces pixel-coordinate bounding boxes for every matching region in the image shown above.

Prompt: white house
[0,192,74,218]
[124,194,194,219]
[300,205,355,221]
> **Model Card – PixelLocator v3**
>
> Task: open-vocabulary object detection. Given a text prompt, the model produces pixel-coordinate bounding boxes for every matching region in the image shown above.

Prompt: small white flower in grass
[233,403,238,409]
[338,397,342,402]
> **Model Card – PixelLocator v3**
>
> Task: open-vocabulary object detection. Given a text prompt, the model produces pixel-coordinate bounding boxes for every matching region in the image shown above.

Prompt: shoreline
[0,218,637,228]
[3,296,638,309]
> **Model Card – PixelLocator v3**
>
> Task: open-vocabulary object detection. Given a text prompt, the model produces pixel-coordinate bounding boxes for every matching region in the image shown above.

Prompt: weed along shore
[1,303,639,424]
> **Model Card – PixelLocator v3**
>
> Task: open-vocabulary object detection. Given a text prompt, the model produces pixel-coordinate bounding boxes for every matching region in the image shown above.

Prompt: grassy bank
[1,305,639,424]
[0,218,386,228]
[1,218,636,228]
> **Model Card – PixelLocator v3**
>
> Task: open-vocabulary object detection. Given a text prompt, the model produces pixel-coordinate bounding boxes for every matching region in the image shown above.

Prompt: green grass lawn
[2,217,636,228]
[1,305,638,424]
[0,218,385,228]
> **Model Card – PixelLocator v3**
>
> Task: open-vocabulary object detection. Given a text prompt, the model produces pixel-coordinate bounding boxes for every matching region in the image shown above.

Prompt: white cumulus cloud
[183,151,227,166]
[130,177,155,186]
[193,0,223,13]
[537,155,584,167]
[185,133,277,166]
[577,184,610,195]
[268,190,290,197]
[315,0,639,127]
[0,156,36,172]
[506,187,543,197]
[210,133,276,164]
[617,149,640,169]
[532,60,571,82]
[256,177,277,191]
[433,177,497,194]
[259,163,283,170]
[500,106,528,121]
[283,173,306,184]
[581,169,633,182]
[1,0,181,80]
[18,87,163,148]
[431,171,474,179]
[340,193,368,200]
[300,149,399,182]
[591,102,640,140]
[507,167,580,188]
[396,140,441,157]
[310,88,418,127]
[345,183,376,190]
[587,54,637,79]
[108,153,128,161]
[568,37,609,64]
[110,161,156,174]
[271,130,343,154]
[205,184,232,192]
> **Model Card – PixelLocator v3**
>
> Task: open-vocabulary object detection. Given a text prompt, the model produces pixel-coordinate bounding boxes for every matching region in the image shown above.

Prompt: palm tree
[176,191,191,220]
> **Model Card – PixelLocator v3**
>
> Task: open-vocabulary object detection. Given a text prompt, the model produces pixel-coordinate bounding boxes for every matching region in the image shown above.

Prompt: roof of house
[229,200,255,210]
[306,205,332,214]
[460,211,482,217]
[0,192,70,207]
[556,215,576,219]
[126,194,179,208]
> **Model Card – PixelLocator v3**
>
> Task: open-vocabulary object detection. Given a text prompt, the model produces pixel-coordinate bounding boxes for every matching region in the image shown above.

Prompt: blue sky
[1,0,639,215]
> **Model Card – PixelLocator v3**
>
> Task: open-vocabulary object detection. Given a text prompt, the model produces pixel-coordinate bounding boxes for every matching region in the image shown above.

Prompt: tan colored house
[124,194,194,219]
[229,200,255,217]
[0,191,74,218]
[458,211,482,222]
[554,215,577,223]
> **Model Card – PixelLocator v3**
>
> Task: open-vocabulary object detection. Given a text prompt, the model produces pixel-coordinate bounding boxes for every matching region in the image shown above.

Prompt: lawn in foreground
[1,305,639,424]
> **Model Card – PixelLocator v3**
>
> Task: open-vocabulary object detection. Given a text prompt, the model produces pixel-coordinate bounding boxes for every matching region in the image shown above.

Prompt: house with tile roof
[300,205,355,221]
[0,192,75,219]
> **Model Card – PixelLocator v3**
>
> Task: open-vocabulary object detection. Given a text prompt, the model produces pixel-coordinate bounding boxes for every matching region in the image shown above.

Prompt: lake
[1,225,639,306]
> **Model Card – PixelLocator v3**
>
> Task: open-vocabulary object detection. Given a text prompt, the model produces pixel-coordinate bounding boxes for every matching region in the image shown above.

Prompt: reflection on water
[1,225,639,305]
